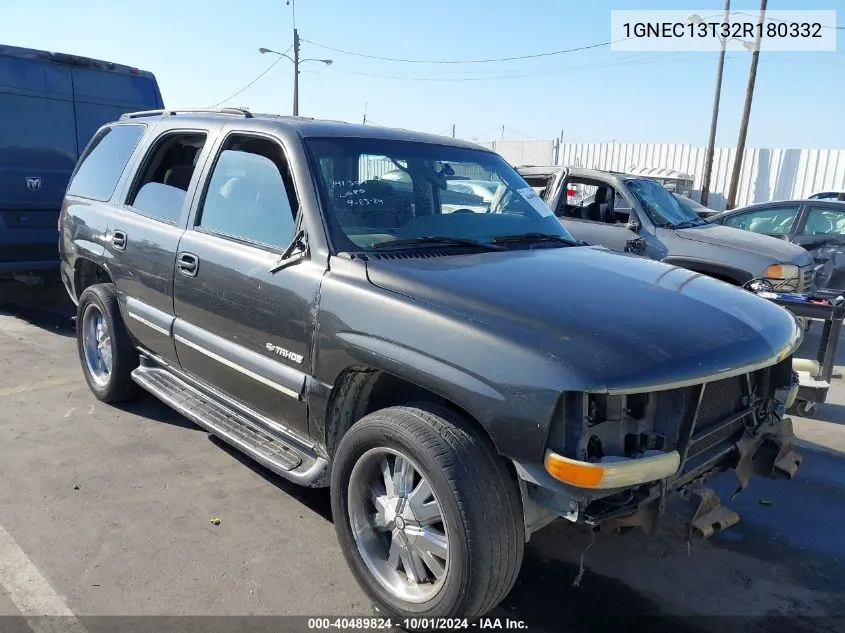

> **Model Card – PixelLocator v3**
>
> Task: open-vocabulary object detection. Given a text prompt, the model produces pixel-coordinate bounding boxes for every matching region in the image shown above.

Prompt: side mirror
[625,237,647,255]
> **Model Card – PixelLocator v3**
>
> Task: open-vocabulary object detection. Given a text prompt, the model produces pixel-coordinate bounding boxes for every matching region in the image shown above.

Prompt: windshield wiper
[492,232,585,247]
[370,236,505,251]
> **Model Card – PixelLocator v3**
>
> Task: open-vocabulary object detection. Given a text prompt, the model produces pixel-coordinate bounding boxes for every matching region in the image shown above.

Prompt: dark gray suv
[59,109,803,624]
[518,166,815,292]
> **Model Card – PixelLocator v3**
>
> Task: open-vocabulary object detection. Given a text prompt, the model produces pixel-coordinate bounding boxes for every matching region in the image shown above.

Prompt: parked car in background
[709,199,845,293]
[377,167,491,212]
[0,44,163,277]
[673,193,720,219]
[446,179,499,203]
[59,109,804,623]
[808,191,845,202]
[516,165,815,292]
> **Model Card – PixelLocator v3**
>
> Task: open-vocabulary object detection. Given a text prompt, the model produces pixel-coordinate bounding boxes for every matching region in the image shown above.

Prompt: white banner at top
[610,10,837,52]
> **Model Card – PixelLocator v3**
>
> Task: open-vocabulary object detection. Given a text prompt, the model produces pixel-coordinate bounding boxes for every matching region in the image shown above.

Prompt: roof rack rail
[120,108,254,120]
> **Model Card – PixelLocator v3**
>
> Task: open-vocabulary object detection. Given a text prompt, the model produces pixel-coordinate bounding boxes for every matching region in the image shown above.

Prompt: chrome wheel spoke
[408,478,432,506]
[400,545,428,585]
[415,544,446,580]
[393,456,415,497]
[413,500,443,526]
[387,532,402,569]
[380,457,395,497]
[371,512,388,530]
[411,526,448,560]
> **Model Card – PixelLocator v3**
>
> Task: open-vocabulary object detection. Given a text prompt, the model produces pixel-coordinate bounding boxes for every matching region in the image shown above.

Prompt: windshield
[306,138,574,252]
[626,178,702,227]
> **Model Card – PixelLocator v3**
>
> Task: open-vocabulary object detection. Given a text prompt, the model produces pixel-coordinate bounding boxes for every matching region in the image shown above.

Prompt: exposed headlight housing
[764,264,800,291]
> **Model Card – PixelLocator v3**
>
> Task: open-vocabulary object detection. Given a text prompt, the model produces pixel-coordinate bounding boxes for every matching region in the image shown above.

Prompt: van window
[127,132,207,224]
[67,124,145,201]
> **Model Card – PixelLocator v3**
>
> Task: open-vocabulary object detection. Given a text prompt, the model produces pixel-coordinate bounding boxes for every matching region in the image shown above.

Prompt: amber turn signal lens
[544,452,605,487]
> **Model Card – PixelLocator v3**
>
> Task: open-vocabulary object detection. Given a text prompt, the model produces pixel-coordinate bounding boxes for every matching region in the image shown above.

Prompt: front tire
[331,403,524,623]
[76,283,139,403]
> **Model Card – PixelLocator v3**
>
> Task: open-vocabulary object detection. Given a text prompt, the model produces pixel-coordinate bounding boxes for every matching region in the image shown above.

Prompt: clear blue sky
[2,0,843,148]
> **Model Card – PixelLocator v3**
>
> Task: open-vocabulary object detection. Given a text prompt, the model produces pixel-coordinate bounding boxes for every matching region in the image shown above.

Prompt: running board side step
[131,366,329,487]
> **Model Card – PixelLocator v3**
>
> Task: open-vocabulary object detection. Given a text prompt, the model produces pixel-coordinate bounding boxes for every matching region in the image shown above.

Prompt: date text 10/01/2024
[307,617,528,630]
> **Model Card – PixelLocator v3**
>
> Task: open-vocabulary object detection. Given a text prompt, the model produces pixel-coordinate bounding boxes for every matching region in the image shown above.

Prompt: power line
[323,52,685,82]
[209,45,294,108]
[505,127,539,140]
[301,37,626,64]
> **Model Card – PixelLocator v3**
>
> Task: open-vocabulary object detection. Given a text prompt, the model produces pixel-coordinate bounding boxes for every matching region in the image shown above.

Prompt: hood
[365,247,801,394]
[674,223,810,263]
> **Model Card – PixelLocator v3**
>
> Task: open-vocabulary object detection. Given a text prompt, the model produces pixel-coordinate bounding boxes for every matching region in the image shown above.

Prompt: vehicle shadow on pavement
[207,434,333,522]
[0,278,75,338]
[495,524,675,633]
[113,393,208,431]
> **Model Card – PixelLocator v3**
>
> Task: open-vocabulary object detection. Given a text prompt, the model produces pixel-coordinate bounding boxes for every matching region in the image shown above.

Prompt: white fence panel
[550,142,845,211]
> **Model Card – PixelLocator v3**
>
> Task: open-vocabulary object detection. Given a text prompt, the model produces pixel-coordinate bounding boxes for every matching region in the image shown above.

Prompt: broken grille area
[681,375,750,472]
[696,376,745,431]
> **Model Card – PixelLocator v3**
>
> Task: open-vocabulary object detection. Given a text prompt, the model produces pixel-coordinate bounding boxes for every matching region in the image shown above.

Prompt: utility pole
[726,0,766,209]
[292,27,300,116]
[501,125,505,141]
[362,102,367,125]
[700,0,730,207]
[451,124,455,138]
[259,0,331,116]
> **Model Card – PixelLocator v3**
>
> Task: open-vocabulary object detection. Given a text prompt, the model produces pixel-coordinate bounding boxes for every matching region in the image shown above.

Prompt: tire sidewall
[331,413,471,618]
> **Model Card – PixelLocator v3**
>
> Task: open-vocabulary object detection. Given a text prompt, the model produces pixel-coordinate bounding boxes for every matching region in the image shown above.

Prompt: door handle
[112,230,127,251]
[177,252,199,277]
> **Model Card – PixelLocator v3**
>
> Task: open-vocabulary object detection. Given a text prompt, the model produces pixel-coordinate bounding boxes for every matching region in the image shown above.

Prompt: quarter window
[197,135,298,249]
[126,132,207,224]
[67,124,145,201]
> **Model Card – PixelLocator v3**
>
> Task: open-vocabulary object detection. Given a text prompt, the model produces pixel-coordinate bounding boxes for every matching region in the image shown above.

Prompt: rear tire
[331,403,524,624]
[76,283,139,403]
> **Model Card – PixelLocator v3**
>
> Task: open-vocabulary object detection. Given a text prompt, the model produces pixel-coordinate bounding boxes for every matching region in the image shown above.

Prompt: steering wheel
[451,208,476,214]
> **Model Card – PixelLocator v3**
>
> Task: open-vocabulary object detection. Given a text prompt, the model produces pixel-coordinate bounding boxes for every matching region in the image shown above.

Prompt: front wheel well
[323,367,496,458]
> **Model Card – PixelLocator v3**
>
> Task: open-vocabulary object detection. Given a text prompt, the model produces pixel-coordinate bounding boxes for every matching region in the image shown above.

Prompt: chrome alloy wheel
[81,303,113,387]
[347,447,450,603]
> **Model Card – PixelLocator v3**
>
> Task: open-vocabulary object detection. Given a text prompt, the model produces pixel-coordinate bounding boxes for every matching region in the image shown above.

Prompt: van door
[71,67,163,155]
[0,54,77,269]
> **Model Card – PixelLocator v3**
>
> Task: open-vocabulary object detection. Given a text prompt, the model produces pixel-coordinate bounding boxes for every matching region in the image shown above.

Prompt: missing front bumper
[518,414,803,540]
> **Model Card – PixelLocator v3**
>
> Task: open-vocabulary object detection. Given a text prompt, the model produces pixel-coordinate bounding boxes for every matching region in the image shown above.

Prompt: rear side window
[126,132,207,224]
[67,124,145,201]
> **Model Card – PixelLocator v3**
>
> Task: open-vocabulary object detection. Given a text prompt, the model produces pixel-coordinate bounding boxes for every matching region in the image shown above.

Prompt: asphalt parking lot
[2,280,845,633]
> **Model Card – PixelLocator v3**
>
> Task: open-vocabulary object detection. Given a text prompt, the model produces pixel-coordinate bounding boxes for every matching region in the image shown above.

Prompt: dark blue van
[0,44,164,276]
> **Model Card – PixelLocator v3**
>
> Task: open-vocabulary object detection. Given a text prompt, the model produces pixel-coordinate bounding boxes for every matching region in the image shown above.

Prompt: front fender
[311,261,564,463]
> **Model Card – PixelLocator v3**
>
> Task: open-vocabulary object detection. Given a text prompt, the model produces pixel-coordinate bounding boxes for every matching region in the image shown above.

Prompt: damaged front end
[515,355,803,541]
